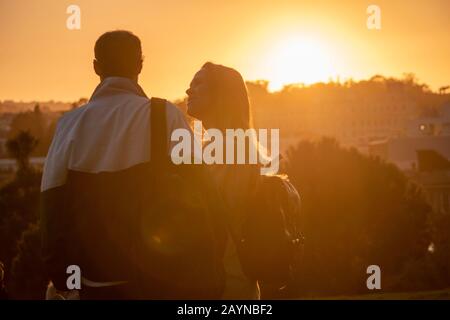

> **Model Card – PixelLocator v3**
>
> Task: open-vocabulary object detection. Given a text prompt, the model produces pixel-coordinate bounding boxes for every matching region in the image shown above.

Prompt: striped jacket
[40,77,195,290]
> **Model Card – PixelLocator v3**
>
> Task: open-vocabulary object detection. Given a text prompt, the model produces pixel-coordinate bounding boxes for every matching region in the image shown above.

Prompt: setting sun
[264,35,335,91]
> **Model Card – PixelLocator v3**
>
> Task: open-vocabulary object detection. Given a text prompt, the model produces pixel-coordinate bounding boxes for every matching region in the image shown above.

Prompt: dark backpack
[131,98,226,299]
[234,174,304,286]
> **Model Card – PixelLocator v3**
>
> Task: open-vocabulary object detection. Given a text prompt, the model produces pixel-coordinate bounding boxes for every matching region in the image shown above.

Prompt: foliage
[6,131,38,172]
[284,138,434,296]
[0,131,42,299]
[9,224,46,300]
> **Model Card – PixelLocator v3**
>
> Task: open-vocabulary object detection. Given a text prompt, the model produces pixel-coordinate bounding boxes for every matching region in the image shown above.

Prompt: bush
[9,224,47,300]
[284,138,433,297]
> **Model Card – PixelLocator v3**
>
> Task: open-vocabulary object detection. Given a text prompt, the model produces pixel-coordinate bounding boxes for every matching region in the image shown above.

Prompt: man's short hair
[94,30,143,78]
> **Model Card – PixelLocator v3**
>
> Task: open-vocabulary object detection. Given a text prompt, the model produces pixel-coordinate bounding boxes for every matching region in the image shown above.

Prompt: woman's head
[186,62,251,129]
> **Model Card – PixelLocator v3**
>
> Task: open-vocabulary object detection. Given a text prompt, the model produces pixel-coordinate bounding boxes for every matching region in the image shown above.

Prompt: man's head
[94,30,143,81]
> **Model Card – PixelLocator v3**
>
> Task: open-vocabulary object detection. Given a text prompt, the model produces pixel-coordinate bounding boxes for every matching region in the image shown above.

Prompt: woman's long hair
[199,62,269,218]
[201,62,252,130]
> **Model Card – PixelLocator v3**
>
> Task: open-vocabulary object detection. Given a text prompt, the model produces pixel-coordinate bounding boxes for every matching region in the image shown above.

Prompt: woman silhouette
[186,62,263,299]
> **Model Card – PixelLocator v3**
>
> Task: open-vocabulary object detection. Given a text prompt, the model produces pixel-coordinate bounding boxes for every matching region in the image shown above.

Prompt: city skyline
[0,0,449,102]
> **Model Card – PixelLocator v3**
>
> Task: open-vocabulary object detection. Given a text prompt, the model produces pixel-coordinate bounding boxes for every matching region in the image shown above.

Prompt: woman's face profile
[186,68,213,119]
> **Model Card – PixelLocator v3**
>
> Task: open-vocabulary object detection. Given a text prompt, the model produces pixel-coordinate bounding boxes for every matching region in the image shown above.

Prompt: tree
[439,86,449,95]
[6,104,55,157]
[9,224,47,300]
[283,138,433,296]
[0,131,41,299]
[6,131,38,173]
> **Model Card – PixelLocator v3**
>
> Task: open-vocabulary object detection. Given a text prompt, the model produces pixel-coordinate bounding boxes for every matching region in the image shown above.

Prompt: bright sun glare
[265,35,335,91]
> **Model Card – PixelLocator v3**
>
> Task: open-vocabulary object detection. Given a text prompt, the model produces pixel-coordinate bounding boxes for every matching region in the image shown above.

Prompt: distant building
[368,136,450,171]
[250,81,443,154]
[407,102,450,137]
[409,150,450,215]
[366,102,450,215]
[368,102,450,170]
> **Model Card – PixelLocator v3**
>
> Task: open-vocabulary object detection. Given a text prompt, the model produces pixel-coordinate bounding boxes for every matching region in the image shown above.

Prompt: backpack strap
[150,97,168,166]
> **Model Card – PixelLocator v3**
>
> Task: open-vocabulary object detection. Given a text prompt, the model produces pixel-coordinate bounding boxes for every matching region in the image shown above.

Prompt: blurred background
[0,0,449,299]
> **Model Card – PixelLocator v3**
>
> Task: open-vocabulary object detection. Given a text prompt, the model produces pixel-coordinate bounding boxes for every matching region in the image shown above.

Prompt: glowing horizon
[0,0,449,102]
[261,34,336,91]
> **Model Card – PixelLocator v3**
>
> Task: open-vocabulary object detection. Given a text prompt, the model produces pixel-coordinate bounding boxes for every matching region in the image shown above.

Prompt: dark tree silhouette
[283,138,433,296]
[0,131,42,299]
[10,224,46,300]
[6,131,38,173]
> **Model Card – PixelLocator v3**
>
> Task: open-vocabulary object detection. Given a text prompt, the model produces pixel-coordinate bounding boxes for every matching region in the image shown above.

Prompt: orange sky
[0,0,449,102]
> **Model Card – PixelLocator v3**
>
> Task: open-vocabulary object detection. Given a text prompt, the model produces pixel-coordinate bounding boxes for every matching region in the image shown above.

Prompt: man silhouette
[40,31,203,299]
